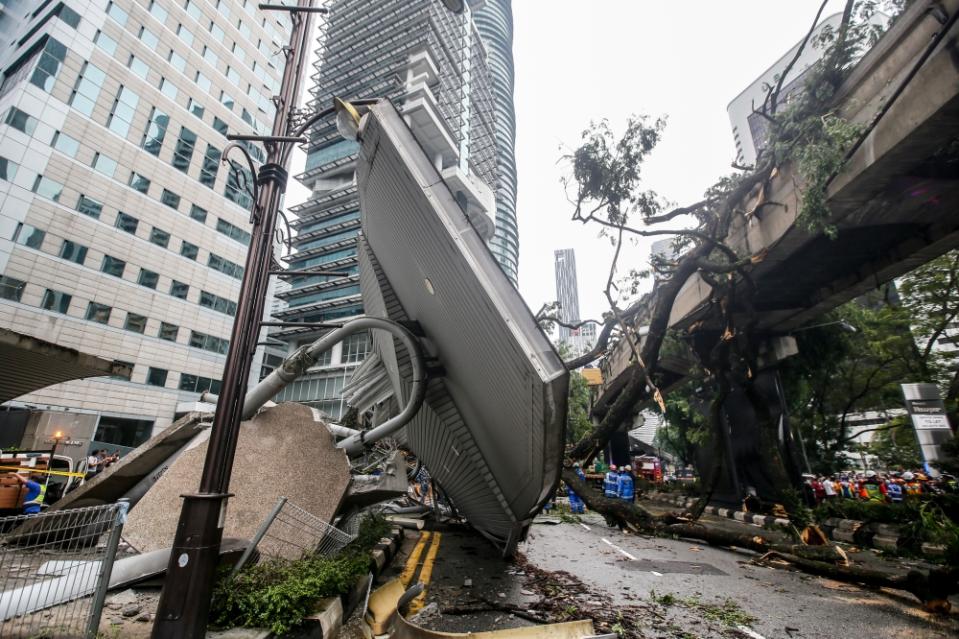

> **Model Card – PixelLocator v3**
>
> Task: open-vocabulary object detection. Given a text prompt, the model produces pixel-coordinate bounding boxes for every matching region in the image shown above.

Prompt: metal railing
[0,500,128,639]
[231,497,355,577]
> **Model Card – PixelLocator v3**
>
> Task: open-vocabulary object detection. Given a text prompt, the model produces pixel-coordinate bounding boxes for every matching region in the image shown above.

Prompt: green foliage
[794,116,863,237]
[209,515,390,635]
[867,417,923,469]
[779,290,927,474]
[651,592,756,628]
[566,371,593,445]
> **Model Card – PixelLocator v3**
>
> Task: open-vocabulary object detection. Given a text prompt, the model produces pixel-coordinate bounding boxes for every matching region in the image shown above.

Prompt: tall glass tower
[273,0,498,418]
[474,0,519,285]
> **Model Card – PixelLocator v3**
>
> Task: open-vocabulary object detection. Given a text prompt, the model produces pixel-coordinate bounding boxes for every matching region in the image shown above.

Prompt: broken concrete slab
[49,412,211,511]
[123,403,351,558]
[343,450,409,508]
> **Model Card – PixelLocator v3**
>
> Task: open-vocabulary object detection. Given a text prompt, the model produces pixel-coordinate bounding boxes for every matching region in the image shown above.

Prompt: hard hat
[624,465,632,471]
[609,464,617,471]
[573,462,580,467]
[865,470,877,478]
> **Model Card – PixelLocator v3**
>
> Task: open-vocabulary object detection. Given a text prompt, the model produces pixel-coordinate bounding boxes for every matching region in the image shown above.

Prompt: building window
[138,268,159,289]
[195,71,211,92]
[342,332,370,364]
[106,1,128,25]
[149,1,168,23]
[158,322,179,342]
[93,416,153,448]
[141,107,169,156]
[92,152,118,177]
[56,3,82,28]
[0,276,26,302]
[94,30,117,55]
[111,360,134,381]
[31,176,63,202]
[199,144,220,187]
[124,312,147,333]
[127,55,149,81]
[51,131,79,157]
[149,227,170,248]
[138,26,159,50]
[107,86,139,137]
[171,127,197,173]
[168,50,186,73]
[224,164,253,209]
[180,241,198,261]
[129,172,151,194]
[159,77,178,101]
[199,290,237,316]
[216,218,251,245]
[188,98,205,119]
[101,255,126,278]
[189,330,229,355]
[85,301,112,324]
[146,367,168,387]
[77,195,103,219]
[29,38,67,93]
[69,62,106,117]
[40,289,71,314]
[179,373,221,394]
[114,212,139,234]
[59,240,87,265]
[12,223,45,249]
[208,253,243,279]
[202,46,218,69]
[177,23,194,46]
[170,280,189,299]
[5,107,37,136]
[189,204,208,223]
[219,92,235,111]
[212,116,228,136]
[0,156,19,182]
[161,189,181,211]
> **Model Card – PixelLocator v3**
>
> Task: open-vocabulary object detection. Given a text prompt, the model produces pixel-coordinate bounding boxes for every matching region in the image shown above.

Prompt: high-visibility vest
[604,472,619,497]
[23,482,45,511]
[904,481,922,496]
[618,474,634,501]
[861,481,883,502]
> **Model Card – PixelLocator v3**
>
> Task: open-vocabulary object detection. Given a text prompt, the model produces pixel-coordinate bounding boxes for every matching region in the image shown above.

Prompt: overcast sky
[511,0,850,324]
[287,1,849,326]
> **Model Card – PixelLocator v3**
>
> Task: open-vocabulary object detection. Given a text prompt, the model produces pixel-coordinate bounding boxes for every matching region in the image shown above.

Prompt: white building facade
[0,0,289,461]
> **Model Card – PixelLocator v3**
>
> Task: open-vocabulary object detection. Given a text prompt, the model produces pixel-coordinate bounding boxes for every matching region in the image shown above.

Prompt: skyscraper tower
[554,248,580,343]
[0,0,289,458]
[474,0,519,285]
[273,0,498,417]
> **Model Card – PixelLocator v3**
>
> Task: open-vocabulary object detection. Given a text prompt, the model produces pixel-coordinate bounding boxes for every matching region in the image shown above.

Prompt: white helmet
[902,471,914,481]
[865,470,877,478]
[624,465,632,471]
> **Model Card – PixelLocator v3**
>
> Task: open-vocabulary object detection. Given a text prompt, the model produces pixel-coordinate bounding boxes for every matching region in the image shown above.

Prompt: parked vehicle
[0,450,83,514]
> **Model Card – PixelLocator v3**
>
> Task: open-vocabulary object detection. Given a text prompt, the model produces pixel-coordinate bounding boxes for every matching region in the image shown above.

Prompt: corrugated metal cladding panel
[0,330,122,404]
[355,101,568,552]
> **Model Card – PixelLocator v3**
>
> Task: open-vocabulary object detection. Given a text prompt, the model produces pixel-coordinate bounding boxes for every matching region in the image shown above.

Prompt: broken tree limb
[560,470,958,611]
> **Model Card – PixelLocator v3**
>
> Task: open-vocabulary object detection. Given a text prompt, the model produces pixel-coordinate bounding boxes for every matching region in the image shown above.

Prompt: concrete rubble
[123,403,352,558]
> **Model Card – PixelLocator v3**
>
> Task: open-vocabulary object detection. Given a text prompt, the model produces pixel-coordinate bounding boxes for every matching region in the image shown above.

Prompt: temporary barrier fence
[0,500,128,638]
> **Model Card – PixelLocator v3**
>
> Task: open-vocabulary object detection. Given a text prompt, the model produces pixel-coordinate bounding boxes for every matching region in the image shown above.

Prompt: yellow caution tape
[0,465,86,478]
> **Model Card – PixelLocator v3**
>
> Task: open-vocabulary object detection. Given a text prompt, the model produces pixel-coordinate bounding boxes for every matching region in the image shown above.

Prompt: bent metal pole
[151,2,321,637]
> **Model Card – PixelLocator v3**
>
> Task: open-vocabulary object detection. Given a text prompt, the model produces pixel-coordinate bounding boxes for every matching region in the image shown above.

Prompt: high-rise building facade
[0,0,290,461]
[474,0,518,285]
[273,0,498,418]
[553,247,594,356]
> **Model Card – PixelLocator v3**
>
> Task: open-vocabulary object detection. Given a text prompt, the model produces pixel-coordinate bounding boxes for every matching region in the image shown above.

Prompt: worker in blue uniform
[604,464,620,498]
[618,465,635,503]
[14,473,44,514]
[567,462,586,513]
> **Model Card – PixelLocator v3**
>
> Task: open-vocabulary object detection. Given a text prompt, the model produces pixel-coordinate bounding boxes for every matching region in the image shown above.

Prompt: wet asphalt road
[391,511,959,639]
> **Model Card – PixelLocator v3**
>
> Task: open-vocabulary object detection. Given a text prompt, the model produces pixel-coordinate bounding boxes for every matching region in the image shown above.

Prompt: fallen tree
[542,0,959,610]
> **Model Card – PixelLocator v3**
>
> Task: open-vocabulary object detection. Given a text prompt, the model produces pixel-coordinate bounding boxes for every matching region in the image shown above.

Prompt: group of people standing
[803,469,958,506]
[565,463,636,514]
[84,449,120,481]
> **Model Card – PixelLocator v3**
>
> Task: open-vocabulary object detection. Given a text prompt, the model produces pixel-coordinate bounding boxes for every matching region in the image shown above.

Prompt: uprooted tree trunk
[545,0,959,609]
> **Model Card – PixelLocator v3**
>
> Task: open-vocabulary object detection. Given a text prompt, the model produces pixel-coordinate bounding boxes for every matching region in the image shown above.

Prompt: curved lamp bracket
[222,142,261,221]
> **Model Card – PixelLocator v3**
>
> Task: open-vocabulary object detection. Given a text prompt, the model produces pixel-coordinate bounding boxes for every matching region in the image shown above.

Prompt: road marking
[601,537,637,560]
[735,625,767,639]
[650,571,663,577]
[579,523,591,531]
[399,531,431,587]
[407,532,442,615]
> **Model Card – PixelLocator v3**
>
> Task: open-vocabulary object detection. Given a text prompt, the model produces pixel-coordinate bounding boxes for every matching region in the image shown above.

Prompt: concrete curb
[645,491,947,559]
[211,526,405,639]
[645,491,791,528]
